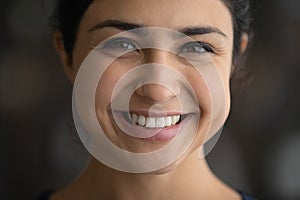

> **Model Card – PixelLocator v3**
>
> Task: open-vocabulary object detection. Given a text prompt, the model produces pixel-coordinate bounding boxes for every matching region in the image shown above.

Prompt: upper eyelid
[100,36,215,53]
[101,37,138,49]
[178,41,214,52]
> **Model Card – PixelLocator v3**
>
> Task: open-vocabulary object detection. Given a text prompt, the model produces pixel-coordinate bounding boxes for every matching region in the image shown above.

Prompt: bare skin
[53,0,248,199]
[51,152,240,200]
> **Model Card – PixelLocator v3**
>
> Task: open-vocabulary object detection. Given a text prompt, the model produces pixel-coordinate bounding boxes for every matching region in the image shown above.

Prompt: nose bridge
[145,48,170,66]
[135,49,179,102]
[144,49,175,82]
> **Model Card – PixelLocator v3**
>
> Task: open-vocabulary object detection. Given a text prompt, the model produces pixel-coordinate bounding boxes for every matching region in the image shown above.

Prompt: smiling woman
[43,0,255,199]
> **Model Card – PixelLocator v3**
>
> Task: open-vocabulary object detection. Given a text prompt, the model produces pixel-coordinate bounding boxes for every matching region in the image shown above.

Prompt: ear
[240,33,249,54]
[53,31,76,83]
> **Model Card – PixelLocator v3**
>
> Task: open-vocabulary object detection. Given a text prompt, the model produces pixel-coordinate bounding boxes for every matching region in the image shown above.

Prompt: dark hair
[51,0,93,60]
[51,0,252,65]
[223,0,253,67]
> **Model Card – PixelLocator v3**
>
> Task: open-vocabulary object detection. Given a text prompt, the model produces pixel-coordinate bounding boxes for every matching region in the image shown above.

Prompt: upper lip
[111,110,197,118]
[128,110,182,117]
[108,105,200,116]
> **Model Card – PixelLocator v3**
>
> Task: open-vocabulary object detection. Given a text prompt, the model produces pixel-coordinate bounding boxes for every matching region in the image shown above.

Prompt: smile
[129,113,181,129]
[111,110,194,142]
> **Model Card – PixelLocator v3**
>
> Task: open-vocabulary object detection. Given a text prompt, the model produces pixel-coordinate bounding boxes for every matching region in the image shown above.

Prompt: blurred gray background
[1,0,300,199]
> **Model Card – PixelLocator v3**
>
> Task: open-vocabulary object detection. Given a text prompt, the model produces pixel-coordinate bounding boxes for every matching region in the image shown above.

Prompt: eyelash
[178,42,215,54]
[97,37,215,56]
[101,37,138,51]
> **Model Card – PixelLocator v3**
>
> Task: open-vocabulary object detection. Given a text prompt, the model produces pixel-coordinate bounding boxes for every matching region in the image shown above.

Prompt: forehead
[82,0,233,39]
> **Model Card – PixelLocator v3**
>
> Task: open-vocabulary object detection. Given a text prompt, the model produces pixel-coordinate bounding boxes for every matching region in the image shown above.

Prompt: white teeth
[132,113,138,125]
[130,113,181,128]
[145,117,156,128]
[156,117,165,128]
[171,115,180,125]
[137,115,146,126]
[165,116,172,126]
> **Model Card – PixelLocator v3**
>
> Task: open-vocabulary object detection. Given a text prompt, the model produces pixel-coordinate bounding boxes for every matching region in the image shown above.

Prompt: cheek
[210,55,232,116]
[184,59,231,142]
[95,61,132,109]
[185,65,231,118]
[186,69,211,116]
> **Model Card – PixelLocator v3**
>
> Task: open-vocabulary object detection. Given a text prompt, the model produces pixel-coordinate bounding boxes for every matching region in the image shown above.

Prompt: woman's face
[66,0,233,166]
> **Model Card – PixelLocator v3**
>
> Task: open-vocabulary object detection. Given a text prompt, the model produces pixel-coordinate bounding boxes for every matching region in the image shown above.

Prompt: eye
[103,37,137,50]
[99,37,139,58]
[178,42,214,55]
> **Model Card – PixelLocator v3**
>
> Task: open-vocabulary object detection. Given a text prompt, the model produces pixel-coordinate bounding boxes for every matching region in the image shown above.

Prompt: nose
[135,49,179,102]
[136,83,176,102]
[145,48,169,65]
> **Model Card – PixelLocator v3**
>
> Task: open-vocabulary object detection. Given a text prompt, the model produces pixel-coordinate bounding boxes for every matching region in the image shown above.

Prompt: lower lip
[112,112,188,143]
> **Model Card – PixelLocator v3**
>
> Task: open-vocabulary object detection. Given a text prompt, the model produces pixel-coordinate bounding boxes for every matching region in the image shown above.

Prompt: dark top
[38,189,257,200]
[38,189,55,200]
[239,190,258,200]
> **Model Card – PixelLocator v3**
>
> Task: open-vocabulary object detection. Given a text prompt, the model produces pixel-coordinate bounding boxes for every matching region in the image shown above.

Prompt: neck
[54,150,239,200]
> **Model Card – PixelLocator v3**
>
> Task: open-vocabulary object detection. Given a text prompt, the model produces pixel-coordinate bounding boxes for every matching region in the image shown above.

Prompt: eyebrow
[180,27,227,38]
[89,20,143,32]
[89,19,227,38]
